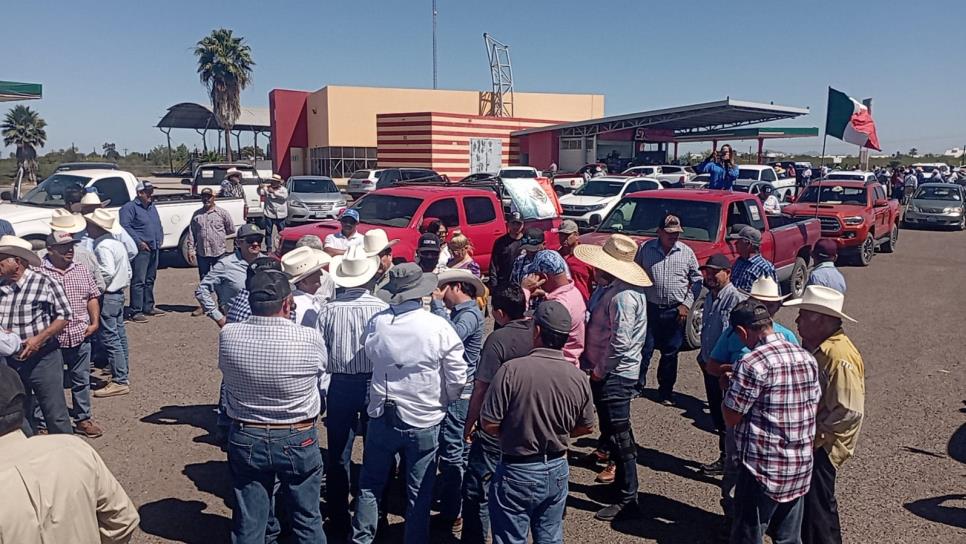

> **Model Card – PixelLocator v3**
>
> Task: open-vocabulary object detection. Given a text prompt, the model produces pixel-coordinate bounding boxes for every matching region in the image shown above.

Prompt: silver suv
[347,168,443,200]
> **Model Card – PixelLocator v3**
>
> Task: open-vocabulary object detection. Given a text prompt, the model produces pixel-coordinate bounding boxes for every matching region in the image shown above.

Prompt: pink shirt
[545,282,586,366]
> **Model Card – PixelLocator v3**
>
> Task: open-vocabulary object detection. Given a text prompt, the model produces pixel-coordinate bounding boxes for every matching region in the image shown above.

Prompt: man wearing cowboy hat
[430,268,485,531]
[354,263,466,543]
[196,223,268,328]
[119,181,164,323]
[49,209,105,292]
[807,239,846,294]
[785,286,864,544]
[85,210,134,399]
[69,187,111,214]
[574,233,651,522]
[729,225,777,293]
[0,235,73,435]
[220,168,246,199]
[324,209,364,257]
[292,235,336,303]
[362,229,399,287]
[316,243,387,536]
[70,201,138,261]
[258,174,288,252]
[280,246,331,327]
[722,299,821,544]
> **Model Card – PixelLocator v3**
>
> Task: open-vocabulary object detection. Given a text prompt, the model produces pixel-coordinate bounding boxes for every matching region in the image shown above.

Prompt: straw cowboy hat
[784,285,856,322]
[330,245,380,288]
[269,174,284,184]
[362,228,399,257]
[739,276,789,302]
[376,262,437,304]
[573,234,652,287]
[69,191,109,213]
[280,246,331,285]
[0,235,41,267]
[225,167,242,179]
[437,269,485,298]
[49,209,87,234]
[84,208,122,234]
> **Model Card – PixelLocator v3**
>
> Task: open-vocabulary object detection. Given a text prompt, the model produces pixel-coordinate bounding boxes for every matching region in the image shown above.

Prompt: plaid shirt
[186,205,235,258]
[724,334,821,502]
[37,259,100,348]
[226,289,297,324]
[0,268,73,347]
[635,239,702,306]
[731,254,777,292]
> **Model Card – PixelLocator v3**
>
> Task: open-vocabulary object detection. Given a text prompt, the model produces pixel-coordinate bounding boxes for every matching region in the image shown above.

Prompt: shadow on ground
[139,498,230,543]
[141,404,221,447]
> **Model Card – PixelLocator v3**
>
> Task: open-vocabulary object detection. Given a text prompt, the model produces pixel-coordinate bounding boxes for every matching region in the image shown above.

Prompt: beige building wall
[306,85,603,149]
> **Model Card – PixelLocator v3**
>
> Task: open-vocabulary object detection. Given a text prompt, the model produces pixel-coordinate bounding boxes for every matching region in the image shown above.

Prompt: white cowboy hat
[0,235,41,267]
[739,276,789,302]
[269,173,284,183]
[225,167,242,179]
[362,228,399,257]
[84,208,122,234]
[573,234,652,287]
[784,285,856,322]
[49,209,87,234]
[437,269,485,298]
[69,191,109,213]
[329,245,380,288]
[280,246,331,285]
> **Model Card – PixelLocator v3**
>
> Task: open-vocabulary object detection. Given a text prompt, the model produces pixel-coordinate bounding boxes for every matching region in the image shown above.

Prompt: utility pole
[432,0,438,89]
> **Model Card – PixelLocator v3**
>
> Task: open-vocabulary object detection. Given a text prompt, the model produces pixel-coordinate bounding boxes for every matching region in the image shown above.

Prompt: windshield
[796,185,867,205]
[625,167,656,175]
[598,198,721,242]
[914,186,961,201]
[351,194,421,227]
[738,169,761,180]
[499,169,537,179]
[825,173,866,181]
[292,178,338,193]
[574,179,625,197]
[21,174,92,207]
[350,170,371,179]
[196,166,258,185]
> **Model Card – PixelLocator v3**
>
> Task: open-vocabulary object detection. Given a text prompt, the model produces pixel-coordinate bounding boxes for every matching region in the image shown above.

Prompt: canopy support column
[757,137,764,165]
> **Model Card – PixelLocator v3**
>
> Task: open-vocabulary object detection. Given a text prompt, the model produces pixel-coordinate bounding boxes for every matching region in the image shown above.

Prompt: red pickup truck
[277,183,561,271]
[783,180,901,266]
[580,189,822,348]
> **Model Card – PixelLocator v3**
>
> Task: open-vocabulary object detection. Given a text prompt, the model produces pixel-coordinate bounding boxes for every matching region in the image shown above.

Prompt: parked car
[0,169,246,262]
[346,167,445,200]
[822,170,877,183]
[182,163,263,219]
[621,165,660,178]
[912,162,951,176]
[581,189,822,348]
[54,162,118,172]
[621,165,695,187]
[903,183,965,230]
[285,176,347,224]
[559,176,662,231]
[684,173,711,188]
[782,180,901,266]
[548,163,609,194]
[734,165,800,199]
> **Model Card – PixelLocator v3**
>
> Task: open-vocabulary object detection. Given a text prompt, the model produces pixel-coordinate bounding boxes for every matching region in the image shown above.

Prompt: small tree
[1,105,47,198]
[102,142,121,161]
[908,147,919,157]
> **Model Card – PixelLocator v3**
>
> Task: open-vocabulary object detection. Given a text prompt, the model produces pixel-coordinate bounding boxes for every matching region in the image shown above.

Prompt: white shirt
[324,231,364,252]
[92,235,132,292]
[763,195,782,215]
[0,329,21,356]
[364,304,467,428]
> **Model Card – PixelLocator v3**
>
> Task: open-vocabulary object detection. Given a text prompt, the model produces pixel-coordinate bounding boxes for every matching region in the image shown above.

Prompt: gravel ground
[78,227,965,543]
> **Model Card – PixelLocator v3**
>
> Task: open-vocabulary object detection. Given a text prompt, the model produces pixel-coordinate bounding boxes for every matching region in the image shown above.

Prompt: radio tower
[483,33,514,117]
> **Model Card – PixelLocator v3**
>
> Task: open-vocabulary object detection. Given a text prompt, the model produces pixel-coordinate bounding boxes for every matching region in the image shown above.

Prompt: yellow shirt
[811,330,866,469]
[0,431,139,543]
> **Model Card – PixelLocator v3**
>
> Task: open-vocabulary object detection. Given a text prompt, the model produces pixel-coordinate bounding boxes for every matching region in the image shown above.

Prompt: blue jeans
[489,456,569,544]
[437,398,470,521]
[324,373,371,528]
[100,293,130,385]
[63,341,93,422]
[262,217,286,251]
[227,423,325,544]
[592,373,639,505]
[129,248,158,315]
[638,303,685,395]
[352,411,440,544]
[731,465,805,544]
[9,346,72,435]
[197,254,220,280]
[461,434,501,544]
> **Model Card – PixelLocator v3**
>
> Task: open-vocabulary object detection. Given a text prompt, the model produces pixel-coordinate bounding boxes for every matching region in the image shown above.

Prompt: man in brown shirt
[481,300,595,544]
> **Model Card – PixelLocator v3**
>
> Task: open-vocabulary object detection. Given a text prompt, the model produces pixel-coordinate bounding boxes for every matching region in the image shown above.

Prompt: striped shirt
[807,262,847,294]
[316,288,388,374]
[0,268,72,347]
[583,280,648,379]
[731,254,777,292]
[186,205,235,258]
[724,334,821,502]
[226,288,297,324]
[635,239,702,306]
[37,259,101,348]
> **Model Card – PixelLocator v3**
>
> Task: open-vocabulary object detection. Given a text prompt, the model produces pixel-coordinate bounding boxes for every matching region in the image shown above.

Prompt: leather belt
[234,417,316,430]
[502,450,566,464]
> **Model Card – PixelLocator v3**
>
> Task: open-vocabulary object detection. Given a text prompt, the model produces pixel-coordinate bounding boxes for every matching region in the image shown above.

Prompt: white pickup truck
[0,169,247,263]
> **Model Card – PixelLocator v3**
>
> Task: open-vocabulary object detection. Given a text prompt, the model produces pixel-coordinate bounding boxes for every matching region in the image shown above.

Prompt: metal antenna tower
[483,33,514,117]
[432,0,438,89]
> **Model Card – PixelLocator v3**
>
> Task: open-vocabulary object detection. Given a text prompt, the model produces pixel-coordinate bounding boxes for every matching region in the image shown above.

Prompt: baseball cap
[526,249,568,276]
[519,228,545,251]
[45,230,80,247]
[248,270,292,304]
[729,299,772,329]
[0,364,25,420]
[136,181,155,192]
[659,215,684,233]
[558,219,579,234]
[417,233,442,254]
[735,225,762,246]
[236,223,265,239]
[341,209,360,223]
[507,211,523,224]
[813,239,838,259]
[700,253,732,271]
[534,300,572,336]
[201,187,215,197]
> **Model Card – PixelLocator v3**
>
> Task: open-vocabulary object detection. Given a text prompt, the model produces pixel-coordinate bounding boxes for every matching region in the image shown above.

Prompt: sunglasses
[242,236,264,245]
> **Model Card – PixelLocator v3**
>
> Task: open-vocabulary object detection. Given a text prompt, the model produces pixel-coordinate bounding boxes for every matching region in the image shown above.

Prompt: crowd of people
[0,173,868,544]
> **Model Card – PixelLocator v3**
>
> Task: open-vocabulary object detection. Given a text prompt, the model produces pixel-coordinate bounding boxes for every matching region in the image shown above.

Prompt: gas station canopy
[156,102,270,132]
[0,81,42,102]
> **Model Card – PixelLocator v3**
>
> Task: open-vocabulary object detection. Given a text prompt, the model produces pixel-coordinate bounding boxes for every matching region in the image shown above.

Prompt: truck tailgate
[765,216,821,268]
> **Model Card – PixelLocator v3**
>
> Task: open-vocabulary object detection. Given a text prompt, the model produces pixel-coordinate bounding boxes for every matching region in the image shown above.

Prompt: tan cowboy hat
[280,246,331,285]
[68,191,109,213]
[329,245,380,288]
[49,209,87,234]
[269,173,284,183]
[362,228,399,257]
[783,285,856,322]
[437,269,485,298]
[573,234,652,287]
[0,235,41,267]
[225,167,242,179]
[84,208,122,234]
[739,276,789,302]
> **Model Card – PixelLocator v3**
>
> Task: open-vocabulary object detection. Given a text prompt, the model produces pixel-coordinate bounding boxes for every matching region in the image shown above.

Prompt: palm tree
[2,105,47,198]
[194,28,254,162]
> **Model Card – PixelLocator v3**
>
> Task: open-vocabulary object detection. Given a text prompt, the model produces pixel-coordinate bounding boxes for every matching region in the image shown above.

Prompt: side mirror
[0,191,11,201]
[181,178,192,185]
[588,214,602,227]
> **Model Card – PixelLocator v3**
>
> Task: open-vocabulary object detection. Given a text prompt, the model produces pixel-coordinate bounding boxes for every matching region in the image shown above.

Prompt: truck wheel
[958,216,966,231]
[684,296,704,351]
[781,257,808,298]
[881,224,898,253]
[858,233,875,266]
[178,231,194,267]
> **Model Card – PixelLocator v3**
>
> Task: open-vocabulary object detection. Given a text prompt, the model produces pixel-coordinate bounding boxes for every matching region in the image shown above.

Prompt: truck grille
[818,216,842,232]
[919,207,945,214]
[306,203,334,211]
[562,205,590,214]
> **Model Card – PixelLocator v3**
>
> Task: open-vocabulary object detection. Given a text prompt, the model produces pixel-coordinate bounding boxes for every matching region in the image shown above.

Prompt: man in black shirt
[487,212,525,290]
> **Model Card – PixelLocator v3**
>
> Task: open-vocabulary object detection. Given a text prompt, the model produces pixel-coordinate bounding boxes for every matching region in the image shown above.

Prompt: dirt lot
[78,227,965,543]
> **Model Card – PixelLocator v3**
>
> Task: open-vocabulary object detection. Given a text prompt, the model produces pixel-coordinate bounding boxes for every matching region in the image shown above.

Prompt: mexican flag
[825,87,881,151]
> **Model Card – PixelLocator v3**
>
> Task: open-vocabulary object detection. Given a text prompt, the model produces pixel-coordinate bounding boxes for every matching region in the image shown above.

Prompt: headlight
[289,198,305,207]
[843,215,864,226]
[909,205,920,213]
[944,207,964,214]
[585,203,607,212]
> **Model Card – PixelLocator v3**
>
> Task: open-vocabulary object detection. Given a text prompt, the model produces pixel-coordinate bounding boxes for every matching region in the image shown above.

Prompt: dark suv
[347,168,444,200]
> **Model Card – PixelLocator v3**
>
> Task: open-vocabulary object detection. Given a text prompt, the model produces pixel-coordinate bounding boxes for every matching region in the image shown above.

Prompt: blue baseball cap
[526,249,567,276]
[341,209,360,223]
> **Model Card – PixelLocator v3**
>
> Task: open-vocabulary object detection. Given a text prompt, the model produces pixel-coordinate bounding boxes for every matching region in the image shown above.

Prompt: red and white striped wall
[376,112,563,179]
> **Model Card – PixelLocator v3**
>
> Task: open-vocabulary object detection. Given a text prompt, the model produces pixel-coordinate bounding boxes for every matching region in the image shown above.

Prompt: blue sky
[4,0,966,157]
